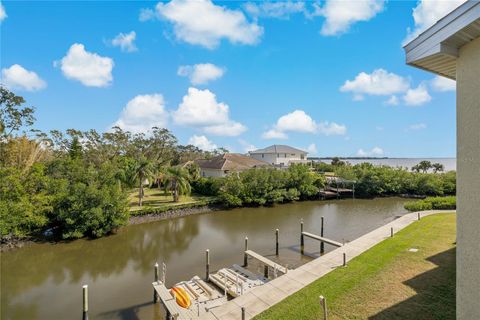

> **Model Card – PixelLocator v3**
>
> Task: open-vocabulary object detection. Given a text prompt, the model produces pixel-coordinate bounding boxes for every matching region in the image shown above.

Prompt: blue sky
[1,0,461,157]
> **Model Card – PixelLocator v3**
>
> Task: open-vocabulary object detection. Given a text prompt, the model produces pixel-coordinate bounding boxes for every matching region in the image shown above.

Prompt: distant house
[249,145,308,167]
[195,153,270,178]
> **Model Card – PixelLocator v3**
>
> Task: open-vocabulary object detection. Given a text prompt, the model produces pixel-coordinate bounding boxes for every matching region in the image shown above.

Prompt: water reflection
[2,198,407,320]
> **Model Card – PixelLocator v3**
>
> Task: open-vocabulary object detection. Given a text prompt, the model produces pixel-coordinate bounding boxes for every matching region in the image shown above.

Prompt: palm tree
[432,163,445,173]
[164,167,191,202]
[132,158,155,207]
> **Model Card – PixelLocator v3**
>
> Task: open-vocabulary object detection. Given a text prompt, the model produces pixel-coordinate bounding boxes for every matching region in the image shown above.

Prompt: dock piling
[418,212,421,220]
[343,252,347,267]
[264,265,269,278]
[275,229,279,256]
[300,219,304,254]
[206,249,210,281]
[154,262,159,303]
[319,295,328,320]
[241,307,246,320]
[244,236,249,267]
[162,263,166,284]
[82,285,89,320]
[390,227,394,238]
[320,217,325,254]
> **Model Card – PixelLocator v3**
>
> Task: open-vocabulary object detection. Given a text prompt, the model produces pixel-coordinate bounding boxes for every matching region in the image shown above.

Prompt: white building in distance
[248,145,308,167]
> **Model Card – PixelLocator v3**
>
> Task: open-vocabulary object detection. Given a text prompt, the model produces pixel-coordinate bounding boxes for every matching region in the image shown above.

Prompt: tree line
[0,87,223,239]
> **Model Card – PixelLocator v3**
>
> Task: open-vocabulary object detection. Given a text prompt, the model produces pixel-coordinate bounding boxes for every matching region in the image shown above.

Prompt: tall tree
[164,167,191,202]
[432,163,445,173]
[132,158,155,207]
[0,87,35,138]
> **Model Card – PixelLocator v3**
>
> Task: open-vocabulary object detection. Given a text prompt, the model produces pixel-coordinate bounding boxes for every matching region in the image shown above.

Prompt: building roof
[248,145,307,155]
[195,153,270,171]
[404,1,480,80]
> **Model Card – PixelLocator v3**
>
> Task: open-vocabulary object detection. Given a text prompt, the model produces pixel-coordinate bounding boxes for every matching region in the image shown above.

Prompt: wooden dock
[244,250,288,274]
[301,232,343,247]
[208,264,268,298]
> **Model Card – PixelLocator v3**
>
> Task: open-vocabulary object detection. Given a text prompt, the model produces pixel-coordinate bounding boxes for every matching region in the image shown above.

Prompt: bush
[192,177,222,196]
[404,196,456,212]
[131,198,218,216]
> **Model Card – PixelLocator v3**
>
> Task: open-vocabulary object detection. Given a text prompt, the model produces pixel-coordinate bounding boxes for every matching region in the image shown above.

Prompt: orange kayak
[170,287,191,309]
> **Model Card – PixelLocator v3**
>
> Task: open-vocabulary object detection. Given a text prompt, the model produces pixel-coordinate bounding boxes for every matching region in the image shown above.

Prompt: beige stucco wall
[457,36,480,320]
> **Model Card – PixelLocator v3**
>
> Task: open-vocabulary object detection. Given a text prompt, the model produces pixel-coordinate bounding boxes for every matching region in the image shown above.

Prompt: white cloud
[317,121,347,136]
[262,110,346,139]
[111,31,137,52]
[177,63,225,85]
[238,139,256,153]
[244,1,305,19]
[1,64,47,91]
[431,75,456,92]
[307,143,318,154]
[357,146,384,157]
[262,129,288,140]
[58,43,114,87]
[173,87,229,126]
[112,94,169,133]
[385,95,399,106]
[188,134,217,151]
[154,0,263,49]
[204,121,247,136]
[173,87,246,137]
[139,8,156,21]
[403,83,432,106]
[0,2,7,22]
[404,0,466,44]
[318,0,385,36]
[407,123,427,131]
[276,110,317,133]
[341,69,410,98]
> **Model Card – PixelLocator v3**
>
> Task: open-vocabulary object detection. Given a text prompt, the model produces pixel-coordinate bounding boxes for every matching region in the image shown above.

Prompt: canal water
[1,198,408,320]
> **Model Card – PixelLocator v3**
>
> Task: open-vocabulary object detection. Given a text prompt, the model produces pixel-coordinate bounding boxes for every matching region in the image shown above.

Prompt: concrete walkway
[203,210,455,320]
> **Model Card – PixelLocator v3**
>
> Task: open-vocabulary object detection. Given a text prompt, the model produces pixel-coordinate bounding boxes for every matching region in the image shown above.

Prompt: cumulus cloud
[341,69,410,99]
[403,83,432,106]
[1,64,47,91]
[317,0,385,36]
[112,94,169,133]
[173,87,246,137]
[262,110,346,139]
[238,139,256,153]
[431,75,456,92]
[244,1,305,19]
[153,0,263,49]
[188,134,217,151]
[262,129,288,140]
[139,8,156,21]
[111,31,137,52]
[204,121,247,136]
[177,63,225,85]
[58,43,114,87]
[0,2,7,22]
[385,95,399,106]
[357,146,384,157]
[307,143,318,154]
[404,0,466,44]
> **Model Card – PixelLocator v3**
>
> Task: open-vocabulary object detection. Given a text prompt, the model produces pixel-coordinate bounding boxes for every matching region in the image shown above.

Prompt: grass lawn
[255,213,456,320]
[128,188,213,211]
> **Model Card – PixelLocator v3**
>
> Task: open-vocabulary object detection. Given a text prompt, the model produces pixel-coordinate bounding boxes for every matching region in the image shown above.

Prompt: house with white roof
[404,2,480,318]
[248,145,308,167]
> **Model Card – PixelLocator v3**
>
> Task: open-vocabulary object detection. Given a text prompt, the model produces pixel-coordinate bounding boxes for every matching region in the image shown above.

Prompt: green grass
[255,213,456,320]
[128,188,214,212]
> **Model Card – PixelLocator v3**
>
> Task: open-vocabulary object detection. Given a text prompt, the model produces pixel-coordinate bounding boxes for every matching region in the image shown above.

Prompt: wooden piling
[205,249,210,281]
[264,265,269,278]
[300,219,304,254]
[82,285,89,320]
[418,212,421,220]
[320,216,325,254]
[244,236,249,267]
[241,307,246,320]
[154,263,159,303]
[319,295,328,320]
[390,227,394,238]
[275,229,279,256]
[343,252,346,267]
